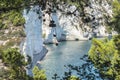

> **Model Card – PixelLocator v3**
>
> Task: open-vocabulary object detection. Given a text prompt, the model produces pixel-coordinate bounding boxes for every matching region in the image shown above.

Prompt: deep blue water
[40,41,91,79]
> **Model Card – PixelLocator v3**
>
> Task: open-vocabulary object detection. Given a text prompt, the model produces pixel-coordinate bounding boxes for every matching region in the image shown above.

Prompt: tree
[1,48,30,80]
[109,0,120,33]
[33,66,47,80]
[88,37,120,80]
[0,48,47,80]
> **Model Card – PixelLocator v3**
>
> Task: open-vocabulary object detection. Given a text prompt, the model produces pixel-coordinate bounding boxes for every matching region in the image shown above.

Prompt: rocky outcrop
[22,6,44,60]
[22,6,48,76]
[42,0,114,43]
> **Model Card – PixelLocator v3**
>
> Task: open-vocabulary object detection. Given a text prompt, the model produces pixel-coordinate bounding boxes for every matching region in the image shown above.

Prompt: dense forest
[0,0,120,80]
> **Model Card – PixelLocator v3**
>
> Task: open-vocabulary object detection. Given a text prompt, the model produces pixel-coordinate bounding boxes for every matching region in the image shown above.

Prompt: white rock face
[87,0,113,36]
[42,6,86,43]
[43,12,63,43]
[58,10,85,40]
[23,6,43,60]
[21,6,48,76]
[22,6,43,61]
[42,0,113,43]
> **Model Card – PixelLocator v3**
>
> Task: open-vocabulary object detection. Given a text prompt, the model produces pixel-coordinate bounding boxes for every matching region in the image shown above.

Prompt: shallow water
[40,41,91,79]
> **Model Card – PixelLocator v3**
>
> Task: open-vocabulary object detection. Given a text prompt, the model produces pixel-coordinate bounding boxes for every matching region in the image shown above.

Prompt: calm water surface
[40,41,91,79]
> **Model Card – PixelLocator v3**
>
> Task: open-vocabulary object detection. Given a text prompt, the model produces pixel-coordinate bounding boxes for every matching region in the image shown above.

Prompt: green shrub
[69,76,80,80]
[0,19,8,29]
[89,35,120,80]
[8,11,25,26]
[33,66,47,80]
[0,68,10,79]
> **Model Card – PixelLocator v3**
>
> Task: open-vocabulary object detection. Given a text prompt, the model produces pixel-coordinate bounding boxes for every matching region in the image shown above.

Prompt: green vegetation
[0,10,25,26]
[0,48,29,80]
[0,68,9,79]
[69,76,80,80]
[0,48,47,80]
[8,11,25,26]
[0,20,8,29]
[0,0,25,9]
[33,66,47,80]
[89,35,120,80]
[109,0,120,33]
[52,70,80,80]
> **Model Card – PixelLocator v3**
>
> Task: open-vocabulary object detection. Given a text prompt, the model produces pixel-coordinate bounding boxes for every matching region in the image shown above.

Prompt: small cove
[40,40,91,79]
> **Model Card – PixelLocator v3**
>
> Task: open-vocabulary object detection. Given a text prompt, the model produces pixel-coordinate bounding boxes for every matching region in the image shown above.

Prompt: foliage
[0,0,25,8]
[0,0,26,29]
[0,10,25,26]
[112,0,120,15]
[89,36,120,80]
[69,76,80,80]
[0,48,47,80]
[8,11,25,26]
[1,48,26,66]
[33,66,47,80]
[89,38,115,68]
[109,0,120,33]
[0,68,9,79]
[0,20,8,29]
[113,34,120,51]
[0,48,30,80]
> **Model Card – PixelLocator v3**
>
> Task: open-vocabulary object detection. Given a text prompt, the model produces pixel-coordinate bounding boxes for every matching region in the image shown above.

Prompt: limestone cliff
[42,0,114,43]
[22,6,48,75]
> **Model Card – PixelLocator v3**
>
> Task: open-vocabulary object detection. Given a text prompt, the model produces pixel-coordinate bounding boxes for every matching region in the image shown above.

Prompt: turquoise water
[40,41,91,79]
